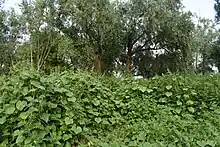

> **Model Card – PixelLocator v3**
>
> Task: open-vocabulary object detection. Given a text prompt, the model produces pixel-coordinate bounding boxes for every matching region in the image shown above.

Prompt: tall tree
[55,0,123,73]
[17,0,72,72]
[190,18,218,74]
[0,5,21,74]
[117,0,194,76]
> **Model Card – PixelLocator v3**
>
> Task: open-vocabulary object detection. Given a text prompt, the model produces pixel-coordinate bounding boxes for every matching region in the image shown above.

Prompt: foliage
[0,8,22,74]
[2,0,197,76]
[190,18,219,74]
[1,70,220,146]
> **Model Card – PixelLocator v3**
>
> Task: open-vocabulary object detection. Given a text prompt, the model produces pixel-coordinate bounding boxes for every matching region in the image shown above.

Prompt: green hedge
[0,71,220,146]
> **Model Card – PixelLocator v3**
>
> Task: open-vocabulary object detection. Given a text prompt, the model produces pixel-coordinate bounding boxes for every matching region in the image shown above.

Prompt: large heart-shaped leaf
[166,85,172,90]
[40,113,50,123]
[4,104,15,115]
[165,92,172,97]
[95,117,102,124]
[64,117,73,125]
[72,126,82,134]
[16,100,27,111]
[0,116,6,124]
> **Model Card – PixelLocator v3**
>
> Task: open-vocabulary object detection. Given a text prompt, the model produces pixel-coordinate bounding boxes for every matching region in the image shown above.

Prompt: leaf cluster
[0,71,220,146]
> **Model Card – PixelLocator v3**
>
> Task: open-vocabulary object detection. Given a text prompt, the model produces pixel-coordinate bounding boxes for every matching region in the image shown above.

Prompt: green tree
[54,0,123,73]
[191,18,219,74]
[117,0,194,76]
[0,6,21,74]
[16,0,72,73]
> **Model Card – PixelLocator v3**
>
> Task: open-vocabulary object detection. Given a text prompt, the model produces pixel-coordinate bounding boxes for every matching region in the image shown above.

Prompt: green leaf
[83,127,89,132]
[137,132,146,141]
[72,126,82,134]
[63,134,72,141]
[16,100,27,111]
[214,109,220,114]
[4,104,15,114]
[54,87,67,93]
[30,81,45,90]
[183,94,190,99]
[186,100,194,105]
[165,92,172,97]
[0,116,6,124]
[139,142,153,147]
[24,138,32,145]
[159,98,167,103]
[95,117,102,124]
[102,120,109,125]
[13,130,21,136]
[40,113,50,123]
[166,85,172,90]
[147,89,153,93]
[25,96,34,102]
[19,112,29,120]
[48,102,57,108]
[175,108,182,114]
[65,141,72,147]
[128,141,137,146]
[67,97,76,102]
[188,107,195,113]
[22,87,29,96]
[177,100,182,106]
[197,141,208,147]
[191,91,197,95]
[64,117,73,125]
[16,135,25,144]
[66,92,74,97]
[93,100,100,106]
[139,87,146,93]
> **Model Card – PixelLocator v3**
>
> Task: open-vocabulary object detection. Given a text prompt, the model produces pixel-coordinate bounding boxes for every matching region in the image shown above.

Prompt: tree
[54,0,123,73]
[16,0,74,73]
[0,0,208,76]
[191,17,219,74]
[0,5,22,74]
[117,0,194,76]
[215,0,220,22]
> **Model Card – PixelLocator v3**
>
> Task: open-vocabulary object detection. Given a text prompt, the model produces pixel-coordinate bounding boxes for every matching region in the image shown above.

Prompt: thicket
[1,71,220,146]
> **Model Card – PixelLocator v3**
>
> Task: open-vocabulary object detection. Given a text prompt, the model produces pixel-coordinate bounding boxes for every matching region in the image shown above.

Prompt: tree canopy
[0,0,219,76]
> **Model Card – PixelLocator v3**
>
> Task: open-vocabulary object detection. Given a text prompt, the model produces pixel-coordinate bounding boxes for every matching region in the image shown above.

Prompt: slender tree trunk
[126,34,133,73]
[195,52,198,72]
[94,52,102,73]
[202,52,205,75]
[30,44,33,69]
[126,54,132,73]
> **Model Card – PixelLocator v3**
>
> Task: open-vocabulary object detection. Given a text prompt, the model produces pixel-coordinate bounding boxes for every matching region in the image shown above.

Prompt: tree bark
[94,53,102,73]
[126,54,132,73]
[126,33,133,73]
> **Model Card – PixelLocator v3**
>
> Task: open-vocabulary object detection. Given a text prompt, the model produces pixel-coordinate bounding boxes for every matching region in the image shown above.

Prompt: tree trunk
[202,52,205,75]
[126,54,132,73]
[94,53,102,73]
[126,34,133,73]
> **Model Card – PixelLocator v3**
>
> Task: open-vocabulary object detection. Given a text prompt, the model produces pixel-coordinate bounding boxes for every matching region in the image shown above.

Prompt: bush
[0,70,220,146]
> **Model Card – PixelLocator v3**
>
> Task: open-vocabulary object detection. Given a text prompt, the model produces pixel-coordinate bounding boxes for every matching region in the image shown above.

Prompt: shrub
[0,70,220,146]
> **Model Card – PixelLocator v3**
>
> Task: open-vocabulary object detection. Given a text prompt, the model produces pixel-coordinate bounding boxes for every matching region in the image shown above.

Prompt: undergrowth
[0,70,220,146]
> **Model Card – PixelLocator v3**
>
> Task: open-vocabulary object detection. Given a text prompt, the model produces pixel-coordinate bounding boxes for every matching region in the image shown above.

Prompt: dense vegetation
[1,70,220,146]
[0,0,220,76]
[1,0,220,146]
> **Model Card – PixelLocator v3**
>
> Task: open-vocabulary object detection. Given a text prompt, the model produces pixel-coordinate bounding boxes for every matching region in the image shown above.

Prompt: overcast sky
[4,0,217,20]
[182,0,216,20]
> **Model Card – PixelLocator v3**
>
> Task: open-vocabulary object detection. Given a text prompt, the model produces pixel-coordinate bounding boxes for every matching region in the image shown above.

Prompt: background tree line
[1,0,220,77]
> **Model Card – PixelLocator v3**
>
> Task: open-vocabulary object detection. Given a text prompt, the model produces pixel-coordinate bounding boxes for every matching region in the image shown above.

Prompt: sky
[3,0,217,21]
[182,0,216,20]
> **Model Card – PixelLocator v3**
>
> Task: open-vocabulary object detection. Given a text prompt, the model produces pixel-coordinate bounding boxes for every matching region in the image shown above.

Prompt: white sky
[4,0,217,20]
[182,0,216,20]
